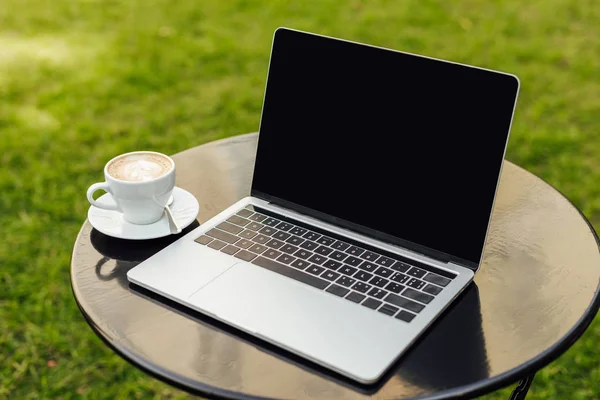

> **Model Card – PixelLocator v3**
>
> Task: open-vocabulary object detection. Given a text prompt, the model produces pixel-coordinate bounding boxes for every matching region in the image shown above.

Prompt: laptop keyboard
[194,206,455,323]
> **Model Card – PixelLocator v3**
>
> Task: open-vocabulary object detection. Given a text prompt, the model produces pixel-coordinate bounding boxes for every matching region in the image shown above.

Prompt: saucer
[88,186,199,240]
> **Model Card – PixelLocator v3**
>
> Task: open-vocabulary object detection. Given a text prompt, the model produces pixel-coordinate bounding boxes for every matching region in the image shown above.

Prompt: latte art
[107,153,172,182]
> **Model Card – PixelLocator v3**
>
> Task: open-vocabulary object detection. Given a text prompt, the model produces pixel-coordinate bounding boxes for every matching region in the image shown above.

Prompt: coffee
[107,152,172,182]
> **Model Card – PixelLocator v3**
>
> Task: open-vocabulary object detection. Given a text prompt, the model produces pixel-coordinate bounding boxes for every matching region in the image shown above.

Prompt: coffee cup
[87,151,176,225]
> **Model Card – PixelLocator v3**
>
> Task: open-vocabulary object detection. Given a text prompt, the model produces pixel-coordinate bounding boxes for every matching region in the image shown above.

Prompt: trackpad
[127,240,239,298]
[188,261,341,333]
[188,261,404,381]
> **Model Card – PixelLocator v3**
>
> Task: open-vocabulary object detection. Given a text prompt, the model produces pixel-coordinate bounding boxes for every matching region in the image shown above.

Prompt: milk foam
[108,153,172,182]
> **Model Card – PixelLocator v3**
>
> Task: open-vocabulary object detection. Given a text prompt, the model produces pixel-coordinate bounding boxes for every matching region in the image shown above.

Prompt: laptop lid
[251,28,519,270]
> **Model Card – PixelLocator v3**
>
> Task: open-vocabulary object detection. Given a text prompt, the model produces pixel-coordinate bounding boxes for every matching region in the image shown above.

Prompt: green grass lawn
[1,0,599,398]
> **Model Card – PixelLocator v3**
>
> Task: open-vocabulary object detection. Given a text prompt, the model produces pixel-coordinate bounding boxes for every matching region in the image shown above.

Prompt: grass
[1,0,599,398]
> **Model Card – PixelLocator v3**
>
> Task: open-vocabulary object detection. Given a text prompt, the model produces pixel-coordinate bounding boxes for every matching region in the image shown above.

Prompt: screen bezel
[251,27,520,271]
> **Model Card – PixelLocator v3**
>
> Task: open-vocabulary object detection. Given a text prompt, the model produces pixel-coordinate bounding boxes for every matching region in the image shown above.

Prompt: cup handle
[87,182,121,211]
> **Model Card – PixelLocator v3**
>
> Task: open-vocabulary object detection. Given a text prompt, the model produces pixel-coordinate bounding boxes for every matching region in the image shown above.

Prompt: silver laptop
[127,27,519,384]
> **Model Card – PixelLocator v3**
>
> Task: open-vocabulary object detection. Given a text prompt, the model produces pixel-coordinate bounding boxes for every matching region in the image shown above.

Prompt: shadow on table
[89,222,489,396]
[129,280,489,396]
[90,220,200,290]
[394,283,490,390]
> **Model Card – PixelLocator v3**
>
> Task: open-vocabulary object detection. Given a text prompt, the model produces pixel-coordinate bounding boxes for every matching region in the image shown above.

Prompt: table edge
[70,136,600,400]
[419,166,600,400]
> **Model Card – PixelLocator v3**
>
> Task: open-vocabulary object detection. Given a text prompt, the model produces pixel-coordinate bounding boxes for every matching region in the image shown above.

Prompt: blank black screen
[252,28,519,266]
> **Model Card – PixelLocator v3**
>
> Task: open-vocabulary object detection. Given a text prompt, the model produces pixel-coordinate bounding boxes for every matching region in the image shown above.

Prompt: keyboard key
[344,256,362,267]
[227,215,250,227]
[385,282,404,294]
[374,267,393,278]
[221,245,240,255]
[423,284,443,296]
[407,267,427,279]
[294,249,312,260]
[252,234,271,244]
[369,276,389,287]
[217,222,243,234]
[391,272,410,284]
[194,235,212,245]
[359,261,378,272]
[246,222,264,231]
[307,265,326,276]
[248,243,267,254]
[262,217,281,227]
[286,235,305,246]
[360,251,380,262]
[384,293,425,313]
[308,254,327,265]
[252,257,329,290]
[275,222,294,231]
[331,241,350,251]
[265,239,284,249]
[345,291,366,303]
[395,310,416,323]
[280,244,299,254]
[299,240,319,251]
[289,226,308,236]
[235,239,254,249]
[239,229,258,239]
[258,226,277,236]
[315,246,333,256]
[316,236,335,246]
[362,298,382,310]
[402,288,435,304]
[206,228,239,244]
[208,240,227,250]
[273,231,291,241]
[236,209,253,218]
[276,254,296,265]
[330,251,347,261]
[323,260,342,270]
[423,273,452,287]
[339,265,358,276]
[321,270,340,281]
[234,250,257,262]
[354,271,373,282]
[345,246,365,256]
[291,259,310,270]
[407,278,426,290]
[375,255,395,267]
[378,304,399,316]
[390,261,411,273]
[336,276,356,287]
[368,288,386,299]
[248,213,267,222]
[263,249,282,259]
[303,231,321,241]
[352,282,372,293]
[326,284,350,297]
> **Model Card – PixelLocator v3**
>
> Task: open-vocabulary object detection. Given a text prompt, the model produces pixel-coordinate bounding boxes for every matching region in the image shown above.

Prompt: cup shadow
[90,220,200,289]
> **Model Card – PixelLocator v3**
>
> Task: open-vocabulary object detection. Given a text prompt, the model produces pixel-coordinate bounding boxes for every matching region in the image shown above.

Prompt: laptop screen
[252,28,519,267]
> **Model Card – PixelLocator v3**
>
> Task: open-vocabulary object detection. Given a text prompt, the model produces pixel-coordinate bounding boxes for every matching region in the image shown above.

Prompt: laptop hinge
[447,261,479,273]
[260,198,476,275]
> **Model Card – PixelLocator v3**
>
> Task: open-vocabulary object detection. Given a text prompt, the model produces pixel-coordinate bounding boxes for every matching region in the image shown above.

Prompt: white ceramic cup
[86,151,176,225]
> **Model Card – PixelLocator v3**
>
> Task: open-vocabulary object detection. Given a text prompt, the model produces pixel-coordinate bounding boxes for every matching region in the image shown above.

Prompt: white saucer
[88,186,199,240]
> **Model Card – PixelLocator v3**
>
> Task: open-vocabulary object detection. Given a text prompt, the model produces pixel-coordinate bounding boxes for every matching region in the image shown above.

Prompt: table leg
[509,373,535,400]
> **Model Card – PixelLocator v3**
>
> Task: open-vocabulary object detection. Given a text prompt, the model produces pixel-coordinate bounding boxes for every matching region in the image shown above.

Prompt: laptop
[127,27,519,384]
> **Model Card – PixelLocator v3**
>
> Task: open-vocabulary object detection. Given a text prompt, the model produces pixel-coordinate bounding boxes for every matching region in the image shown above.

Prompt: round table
[71,133,600,399]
